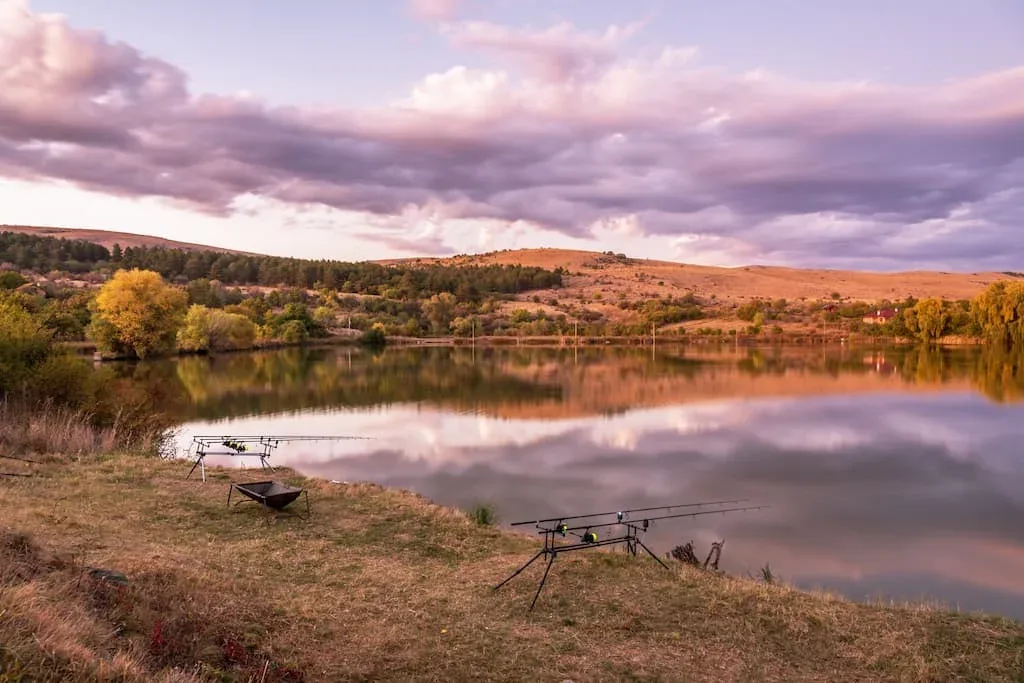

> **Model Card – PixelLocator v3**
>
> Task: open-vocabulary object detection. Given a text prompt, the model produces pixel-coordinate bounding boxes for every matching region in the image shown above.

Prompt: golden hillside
[4,226,1011,308]
[384,247,1008,304]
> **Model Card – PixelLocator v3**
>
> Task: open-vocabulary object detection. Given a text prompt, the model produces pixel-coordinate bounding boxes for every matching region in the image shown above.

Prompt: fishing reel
[582,530,598,543]
[556,522,568,536]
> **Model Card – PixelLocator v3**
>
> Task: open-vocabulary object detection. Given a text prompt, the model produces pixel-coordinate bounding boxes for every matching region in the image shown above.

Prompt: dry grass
[2,456,1023,682]
[388,247,1008,310]
[0,401,172,459]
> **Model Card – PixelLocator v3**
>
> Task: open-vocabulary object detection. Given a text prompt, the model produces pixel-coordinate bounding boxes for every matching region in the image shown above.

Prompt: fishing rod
[184,434,373,482]
[510,498,749,527]
[191,435,374,442]
[495,499,770,611]
[560,505,768,534]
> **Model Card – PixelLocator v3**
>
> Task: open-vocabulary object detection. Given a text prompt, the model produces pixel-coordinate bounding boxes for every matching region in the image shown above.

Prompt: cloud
[1,0,1023,268]
[439,19,644,82]
[408,0,461,22]
[246,392,1024,616]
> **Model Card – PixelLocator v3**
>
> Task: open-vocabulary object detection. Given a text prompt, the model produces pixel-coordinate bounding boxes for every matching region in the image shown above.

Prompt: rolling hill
[0,224,254,255]
[1,225,1010,310]
[383,247,1007,305]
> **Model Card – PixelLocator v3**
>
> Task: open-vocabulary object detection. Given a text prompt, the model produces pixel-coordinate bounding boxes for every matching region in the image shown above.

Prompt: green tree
[971,280,1024,348]
[178,305,258,352]
[0,271,27,290]
[906,298,949,343]
[280,319,308,344]
[208,310,257,350]
[424,292,456,335]
[0,294,53,395]
[87,268,188,358]
[177,305,214,352]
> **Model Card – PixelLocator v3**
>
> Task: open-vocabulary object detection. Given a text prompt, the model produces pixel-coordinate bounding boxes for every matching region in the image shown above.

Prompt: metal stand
[186,438,276,482]
[227,482,311,521]
[494,499,767,611]
[494,522,670,611]
[183,435,371,482]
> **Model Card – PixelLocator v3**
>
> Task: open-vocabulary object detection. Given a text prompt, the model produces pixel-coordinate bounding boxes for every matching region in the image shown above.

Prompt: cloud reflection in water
[178,391,1024,619]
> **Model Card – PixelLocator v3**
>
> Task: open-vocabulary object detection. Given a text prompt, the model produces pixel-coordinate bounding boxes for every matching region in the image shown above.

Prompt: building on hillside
[862,308,898,324]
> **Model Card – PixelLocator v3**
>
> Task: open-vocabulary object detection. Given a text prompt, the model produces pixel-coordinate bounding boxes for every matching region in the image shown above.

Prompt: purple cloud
[1,1,1023,269]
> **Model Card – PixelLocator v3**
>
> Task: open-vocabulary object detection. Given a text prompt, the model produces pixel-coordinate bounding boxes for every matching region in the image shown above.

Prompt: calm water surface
[116,345,1024,619]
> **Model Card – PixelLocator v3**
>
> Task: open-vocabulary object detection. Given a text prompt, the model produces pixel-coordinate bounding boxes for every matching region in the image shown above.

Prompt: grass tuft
[467,501,498,526]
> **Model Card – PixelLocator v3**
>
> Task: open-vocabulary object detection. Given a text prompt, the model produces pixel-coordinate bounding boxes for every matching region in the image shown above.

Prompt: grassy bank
[2,456,1023,682]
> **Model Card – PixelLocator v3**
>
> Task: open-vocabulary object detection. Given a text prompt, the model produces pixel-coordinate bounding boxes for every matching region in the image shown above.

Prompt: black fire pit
[227,480,310,519]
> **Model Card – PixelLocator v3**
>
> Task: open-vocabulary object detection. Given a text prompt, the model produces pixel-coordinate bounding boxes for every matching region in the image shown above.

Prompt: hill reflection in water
[113,344,1024,620]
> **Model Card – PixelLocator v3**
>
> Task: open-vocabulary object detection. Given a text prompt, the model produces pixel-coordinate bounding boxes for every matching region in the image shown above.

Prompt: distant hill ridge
[0,224,1009,303]
[0,224,256,256]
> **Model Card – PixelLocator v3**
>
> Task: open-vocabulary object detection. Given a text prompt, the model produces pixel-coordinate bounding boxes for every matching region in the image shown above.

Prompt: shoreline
[64,330,987,360]
[3,453,1022,680]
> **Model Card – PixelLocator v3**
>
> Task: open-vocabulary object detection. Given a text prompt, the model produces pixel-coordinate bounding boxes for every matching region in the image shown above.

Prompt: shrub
[279,320,309,344]
[468,502,497,526]
[359,327,387,348]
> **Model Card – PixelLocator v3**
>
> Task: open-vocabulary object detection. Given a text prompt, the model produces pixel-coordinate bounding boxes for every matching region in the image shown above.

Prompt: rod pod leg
[637,539,671,571]
[493,549,545,591]
[529,552,557,611]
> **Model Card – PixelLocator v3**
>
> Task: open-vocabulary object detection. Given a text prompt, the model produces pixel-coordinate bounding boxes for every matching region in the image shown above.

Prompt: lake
[112,344,1024,620]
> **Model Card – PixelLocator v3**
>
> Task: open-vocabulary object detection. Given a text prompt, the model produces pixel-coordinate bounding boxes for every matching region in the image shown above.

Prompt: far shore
[61,329,986,361]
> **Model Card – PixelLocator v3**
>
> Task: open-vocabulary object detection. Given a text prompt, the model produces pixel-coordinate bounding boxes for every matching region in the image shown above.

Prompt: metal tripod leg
[529,552,557,611]
[493,549,545,591]
[637,539,671,570]
[186,454,206,482]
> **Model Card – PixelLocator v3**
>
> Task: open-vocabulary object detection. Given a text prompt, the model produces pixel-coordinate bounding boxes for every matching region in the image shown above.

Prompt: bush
[279,320,308,344]
[179,305,258,353]
[468,502,497,526]
[0,270,28,290]
[359,327,387,348]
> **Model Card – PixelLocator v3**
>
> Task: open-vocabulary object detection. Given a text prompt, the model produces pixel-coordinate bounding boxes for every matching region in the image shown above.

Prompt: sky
[0,0,1022,270]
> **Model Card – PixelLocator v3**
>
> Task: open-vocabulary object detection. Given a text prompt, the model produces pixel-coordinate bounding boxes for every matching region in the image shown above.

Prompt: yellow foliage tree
[970,280,1024,348]
[177,305,258,353]
[88,269,188,358]
[905,297,949,343]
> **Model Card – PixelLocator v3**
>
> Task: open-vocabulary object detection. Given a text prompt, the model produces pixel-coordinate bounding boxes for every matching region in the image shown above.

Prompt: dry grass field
[2,454,1023,682]
[389,247,1010,312]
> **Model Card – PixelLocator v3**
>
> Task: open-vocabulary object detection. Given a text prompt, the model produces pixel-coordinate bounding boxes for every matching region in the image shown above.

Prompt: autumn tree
[177,305,213,352]
[424,292,456,335]
[87,269,188,358]
[970,280,1024,348]
[0,293,53,394]
[905,297,949,343]
[177,305,258,353]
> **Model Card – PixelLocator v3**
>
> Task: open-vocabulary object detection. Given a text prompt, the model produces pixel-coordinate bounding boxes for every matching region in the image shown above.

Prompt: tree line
[0,231,563,299]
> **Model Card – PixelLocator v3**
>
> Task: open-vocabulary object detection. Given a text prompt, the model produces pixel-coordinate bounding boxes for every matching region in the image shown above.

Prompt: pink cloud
[1,1,1023,269]
[409,0,461,23]
[439,19,644,82]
